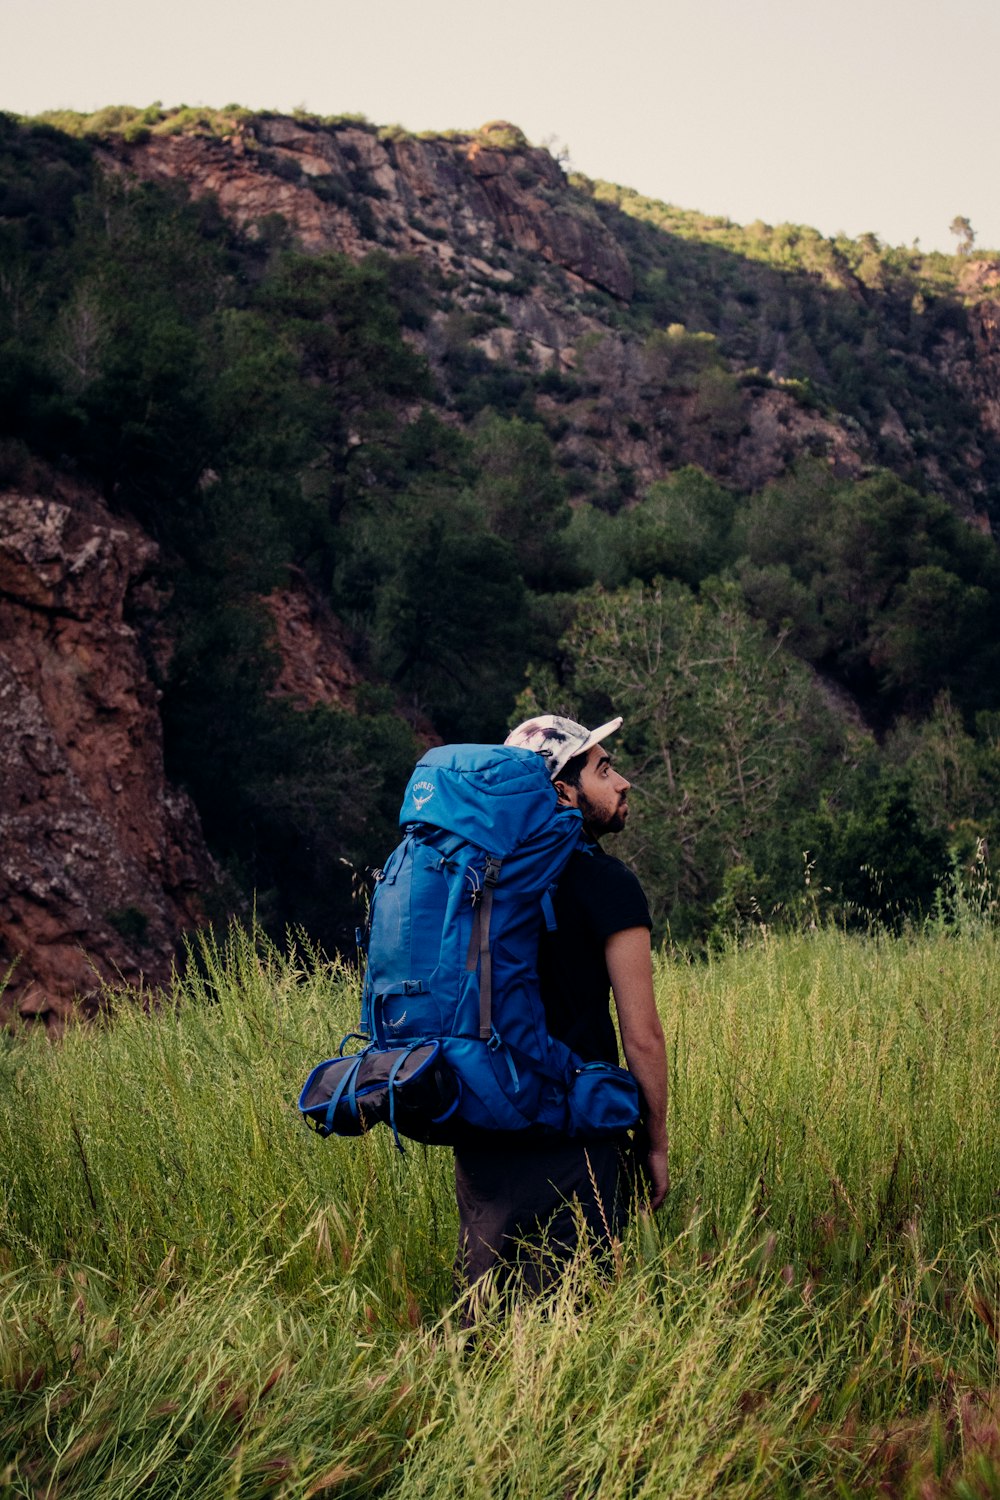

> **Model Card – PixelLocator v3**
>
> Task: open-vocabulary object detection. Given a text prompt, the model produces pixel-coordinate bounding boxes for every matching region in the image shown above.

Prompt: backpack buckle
[487,1028,520,1093]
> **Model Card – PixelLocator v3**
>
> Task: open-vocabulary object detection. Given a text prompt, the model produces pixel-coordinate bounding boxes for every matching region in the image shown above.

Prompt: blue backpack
[299,744,640,1147]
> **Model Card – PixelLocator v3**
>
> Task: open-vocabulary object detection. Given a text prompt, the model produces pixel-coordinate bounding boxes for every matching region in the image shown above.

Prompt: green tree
[555,578,844,933]
[249,250,431,532]
[734,462,1000,717]
[886,692,1000,859]
[870,565,990,702]
[373,503,532,740]
[567,467,736,590]
[783,765,948,929]
[468,411,573,589]
[642,324,720,392]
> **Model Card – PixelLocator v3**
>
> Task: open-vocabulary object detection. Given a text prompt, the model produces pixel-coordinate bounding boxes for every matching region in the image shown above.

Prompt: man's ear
[553,778,576,808]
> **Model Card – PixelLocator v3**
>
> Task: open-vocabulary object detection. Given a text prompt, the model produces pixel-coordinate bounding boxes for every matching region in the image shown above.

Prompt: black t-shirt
[537,841,652,1065]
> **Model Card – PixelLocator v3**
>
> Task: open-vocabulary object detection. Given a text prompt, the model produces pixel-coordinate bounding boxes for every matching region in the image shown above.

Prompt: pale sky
[3,0,997,254]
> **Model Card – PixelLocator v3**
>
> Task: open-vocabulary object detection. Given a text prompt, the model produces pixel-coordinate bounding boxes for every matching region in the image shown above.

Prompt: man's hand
[645,1138,670,1211]
[632,1120,670,1211]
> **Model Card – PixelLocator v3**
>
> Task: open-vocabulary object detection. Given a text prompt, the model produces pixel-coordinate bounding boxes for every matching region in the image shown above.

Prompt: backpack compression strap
[465,855,502,1040]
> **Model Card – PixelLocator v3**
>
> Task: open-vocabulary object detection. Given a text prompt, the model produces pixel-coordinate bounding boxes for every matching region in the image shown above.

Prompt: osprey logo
[412,779,435,812]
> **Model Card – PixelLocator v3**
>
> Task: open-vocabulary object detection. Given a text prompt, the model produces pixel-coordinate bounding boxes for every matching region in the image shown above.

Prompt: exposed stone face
[532,327,869,498]
[96,121,1000,515]
[460,139,633,300]
[96,120,889,494]
[262,589,361,711]
[732,388,868,490]
[0,481,218,1025]
[957,259,1000,298]
[100,119,633,300]
[962,298,1000,441]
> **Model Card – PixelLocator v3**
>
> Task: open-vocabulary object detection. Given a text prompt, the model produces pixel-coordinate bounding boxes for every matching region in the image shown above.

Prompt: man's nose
[614,771,631,792]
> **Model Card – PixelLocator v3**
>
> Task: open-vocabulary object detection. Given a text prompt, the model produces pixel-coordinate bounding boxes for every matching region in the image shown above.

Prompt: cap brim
[577,716,623,759]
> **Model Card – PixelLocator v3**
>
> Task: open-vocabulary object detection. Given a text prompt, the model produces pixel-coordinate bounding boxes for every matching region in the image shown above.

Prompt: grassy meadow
[2,922,1000,1498]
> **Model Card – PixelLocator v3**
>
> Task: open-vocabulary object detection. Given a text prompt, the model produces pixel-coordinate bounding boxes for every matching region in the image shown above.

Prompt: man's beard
[577,789,627,837]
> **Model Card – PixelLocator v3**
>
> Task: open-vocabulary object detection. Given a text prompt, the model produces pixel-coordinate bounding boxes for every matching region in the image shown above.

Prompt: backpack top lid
[399,743,579,856]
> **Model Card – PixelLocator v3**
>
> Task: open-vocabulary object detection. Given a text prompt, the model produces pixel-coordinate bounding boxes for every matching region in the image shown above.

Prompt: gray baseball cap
[504,713,623,781]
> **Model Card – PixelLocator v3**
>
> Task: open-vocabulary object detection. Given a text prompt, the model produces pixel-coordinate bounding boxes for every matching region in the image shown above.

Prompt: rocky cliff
[0,474,217,1025]
[71,110,1000,516]
[101,117,632,301]
[100,115,877,499]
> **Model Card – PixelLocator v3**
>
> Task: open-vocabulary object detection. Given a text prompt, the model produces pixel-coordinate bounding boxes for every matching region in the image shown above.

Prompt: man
[454,713,669,1299]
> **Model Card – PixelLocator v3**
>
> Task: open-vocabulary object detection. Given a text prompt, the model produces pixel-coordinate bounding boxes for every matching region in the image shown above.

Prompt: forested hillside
[4,103,1000,1013]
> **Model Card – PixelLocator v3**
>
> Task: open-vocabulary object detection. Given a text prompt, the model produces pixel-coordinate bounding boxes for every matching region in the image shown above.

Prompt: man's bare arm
[606,926,669,1210]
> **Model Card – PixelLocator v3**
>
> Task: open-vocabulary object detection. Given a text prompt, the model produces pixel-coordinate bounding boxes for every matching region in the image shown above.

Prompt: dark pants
[454,1135,634,1306]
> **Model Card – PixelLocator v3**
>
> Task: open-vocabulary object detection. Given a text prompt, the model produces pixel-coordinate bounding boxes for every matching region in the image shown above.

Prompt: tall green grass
[2,924,999,1497]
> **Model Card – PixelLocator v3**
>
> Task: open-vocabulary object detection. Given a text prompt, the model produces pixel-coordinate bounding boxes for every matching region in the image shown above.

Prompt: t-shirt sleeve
[569,852,652,940]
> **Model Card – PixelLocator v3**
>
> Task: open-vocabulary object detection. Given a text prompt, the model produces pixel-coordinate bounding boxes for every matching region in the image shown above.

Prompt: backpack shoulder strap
[464,854,502,1039]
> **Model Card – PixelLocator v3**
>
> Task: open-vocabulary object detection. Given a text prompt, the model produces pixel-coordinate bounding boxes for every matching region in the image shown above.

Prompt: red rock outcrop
[962,298,1000,443]
[262,589,361,711]
[534,328,868,499]
[99,118,632,301]
[0,478,218,1025]
[98,118,873,490]
[94,118,1000,512]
